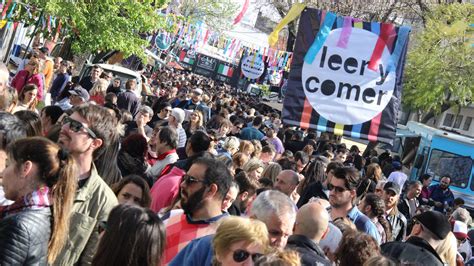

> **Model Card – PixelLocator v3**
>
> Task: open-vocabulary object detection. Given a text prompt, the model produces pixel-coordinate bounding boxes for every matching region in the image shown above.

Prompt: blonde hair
[90,78,109,97]
[190,110,204,128]
[254,249,301,266]
[251,139,262,158]
[261,162,282,184]
[243,158,264,174]
[222,136,240,151]
[436,232,457,266]
[213,216,270,260]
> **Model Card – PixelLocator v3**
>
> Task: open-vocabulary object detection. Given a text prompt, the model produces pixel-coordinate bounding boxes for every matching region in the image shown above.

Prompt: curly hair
[335,230,380,266]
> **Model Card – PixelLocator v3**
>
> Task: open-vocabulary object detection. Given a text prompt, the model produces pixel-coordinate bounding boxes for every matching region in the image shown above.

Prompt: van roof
[91,64,140,78]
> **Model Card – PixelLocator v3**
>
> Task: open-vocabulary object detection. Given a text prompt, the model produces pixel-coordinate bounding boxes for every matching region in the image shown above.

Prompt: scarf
[0,186,52,219]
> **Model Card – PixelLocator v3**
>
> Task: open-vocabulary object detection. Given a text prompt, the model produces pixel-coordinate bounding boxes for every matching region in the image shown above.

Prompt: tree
[402,3,473,123]
[177,0,239,32]
[24,0,168,59]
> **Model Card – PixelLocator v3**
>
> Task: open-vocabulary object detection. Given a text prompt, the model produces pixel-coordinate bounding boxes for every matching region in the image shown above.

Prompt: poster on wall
[282,8,410,144]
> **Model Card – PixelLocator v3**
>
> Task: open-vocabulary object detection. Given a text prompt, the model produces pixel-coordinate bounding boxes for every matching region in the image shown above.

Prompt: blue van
[394,121,474,209]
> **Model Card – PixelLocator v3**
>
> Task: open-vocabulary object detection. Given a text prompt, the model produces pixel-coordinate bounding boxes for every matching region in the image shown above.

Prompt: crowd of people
[0,48,472,266]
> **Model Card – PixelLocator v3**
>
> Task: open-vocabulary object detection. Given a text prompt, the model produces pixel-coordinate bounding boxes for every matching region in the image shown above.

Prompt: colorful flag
[217,64,234,78]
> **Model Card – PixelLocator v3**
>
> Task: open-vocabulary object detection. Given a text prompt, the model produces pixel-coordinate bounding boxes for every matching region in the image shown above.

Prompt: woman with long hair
[0,137,77,264]
[298,157,327,195]
[12,84,39,113]
[183,110,204,137]
[358,193,392,244]
[92,204,166,266]
[11,57,44,100]
[112,175,152,208]
[363,163,383,193]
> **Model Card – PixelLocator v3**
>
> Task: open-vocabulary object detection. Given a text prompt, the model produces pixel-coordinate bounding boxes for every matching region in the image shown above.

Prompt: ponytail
[48,149,77,263]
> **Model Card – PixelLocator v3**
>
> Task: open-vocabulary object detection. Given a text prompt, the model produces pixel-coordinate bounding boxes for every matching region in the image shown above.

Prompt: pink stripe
[368,112,383,141]
[337,17,353,48]
[320,10,326,27]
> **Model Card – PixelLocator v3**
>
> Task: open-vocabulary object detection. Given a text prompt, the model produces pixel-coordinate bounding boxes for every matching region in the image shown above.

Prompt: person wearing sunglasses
[54,104,118,265]
[162,157,232,265]
[328,166,381,244]
[170,216,270,266]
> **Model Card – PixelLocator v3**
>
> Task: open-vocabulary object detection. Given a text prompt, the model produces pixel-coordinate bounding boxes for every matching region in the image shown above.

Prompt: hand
[434,201,443,208]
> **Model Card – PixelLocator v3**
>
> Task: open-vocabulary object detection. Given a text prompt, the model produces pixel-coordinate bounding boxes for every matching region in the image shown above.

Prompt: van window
[426,149,472,189]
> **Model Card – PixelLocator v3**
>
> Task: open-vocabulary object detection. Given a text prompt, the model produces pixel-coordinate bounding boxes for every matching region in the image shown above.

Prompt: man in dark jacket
[398,180,422,221]
[117,79,141,117]
[383,182,407,241]
[381,210,451,266]
[286,202,331,266]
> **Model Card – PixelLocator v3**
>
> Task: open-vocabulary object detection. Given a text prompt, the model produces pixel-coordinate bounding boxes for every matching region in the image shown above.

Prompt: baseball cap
[383,181,401,195]
[414,211,451,239]
[69,86,90,102]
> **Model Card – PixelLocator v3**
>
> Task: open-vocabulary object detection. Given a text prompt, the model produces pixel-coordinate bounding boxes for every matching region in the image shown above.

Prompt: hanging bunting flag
[268,3,306,46]
[1,0,12,19]
[233,0,250,25]
[282,8,411,144]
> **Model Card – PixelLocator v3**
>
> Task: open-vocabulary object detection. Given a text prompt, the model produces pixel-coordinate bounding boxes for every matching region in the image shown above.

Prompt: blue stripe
[317,116,328,132]
[304,12,337,64]
[337,16,344,28]
[370,22,380,35]
[351,123,362,138]
[387,26,410,73]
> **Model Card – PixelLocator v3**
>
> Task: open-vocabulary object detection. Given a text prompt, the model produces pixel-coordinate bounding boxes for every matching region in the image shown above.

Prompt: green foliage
[178,0,239,32]
[403,3,474,115]
[24,0,168,59]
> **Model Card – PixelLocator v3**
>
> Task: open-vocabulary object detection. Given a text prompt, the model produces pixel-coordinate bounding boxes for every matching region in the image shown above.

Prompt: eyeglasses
[182,174,206,185]
[327,183,348,193]
[61,116,97,139]
[233,249,263,263]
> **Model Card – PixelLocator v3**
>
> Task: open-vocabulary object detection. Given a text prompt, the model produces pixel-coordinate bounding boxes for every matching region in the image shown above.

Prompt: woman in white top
[12,84,39,114]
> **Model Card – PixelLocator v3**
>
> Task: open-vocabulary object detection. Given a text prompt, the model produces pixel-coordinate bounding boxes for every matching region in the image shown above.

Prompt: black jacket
[297,182,329,208]
[286,235,331,266]
[0,208,51,265]
[398,197,419,221]
[381,236,444,266]
[386,210,407,241]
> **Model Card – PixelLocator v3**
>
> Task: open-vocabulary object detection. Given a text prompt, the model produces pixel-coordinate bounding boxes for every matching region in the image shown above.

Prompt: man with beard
[429,175,454,213]
[54,104,118,265]
[328,166,381,243]
[383,182,407,241]
[162,157,232,264]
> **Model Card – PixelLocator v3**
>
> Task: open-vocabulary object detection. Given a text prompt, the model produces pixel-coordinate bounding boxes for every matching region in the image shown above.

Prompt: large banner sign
[283,8,410,144]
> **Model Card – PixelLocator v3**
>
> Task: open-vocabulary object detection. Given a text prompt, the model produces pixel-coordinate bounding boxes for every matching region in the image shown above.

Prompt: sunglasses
[61,116,97,139]
[182,174,206,185]
[233,249,263,263]
[327,183,348,193]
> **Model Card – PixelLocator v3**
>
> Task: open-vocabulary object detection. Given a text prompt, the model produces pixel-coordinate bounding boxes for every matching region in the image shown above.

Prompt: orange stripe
[300,98,312,129]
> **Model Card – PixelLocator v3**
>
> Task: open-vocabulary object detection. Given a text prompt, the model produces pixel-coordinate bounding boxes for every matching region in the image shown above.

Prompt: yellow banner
[268,3,306,46]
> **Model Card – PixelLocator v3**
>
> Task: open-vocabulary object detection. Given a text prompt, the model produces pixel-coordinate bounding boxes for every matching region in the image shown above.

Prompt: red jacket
[11,70,44,100]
